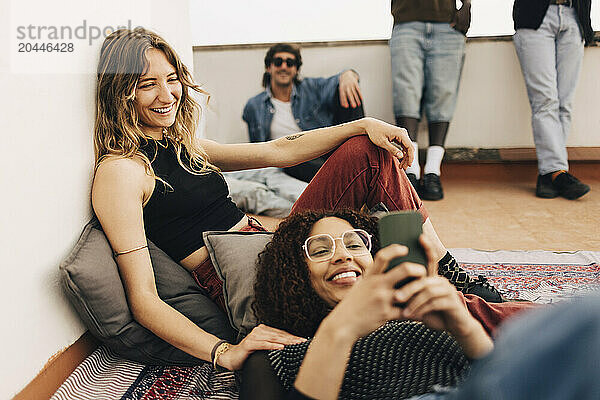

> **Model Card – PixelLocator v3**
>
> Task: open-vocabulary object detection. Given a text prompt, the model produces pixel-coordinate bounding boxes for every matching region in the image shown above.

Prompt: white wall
[0,0,193,397]
[191,0,393,45]
[193,40,600,150]
[190,0,600,45]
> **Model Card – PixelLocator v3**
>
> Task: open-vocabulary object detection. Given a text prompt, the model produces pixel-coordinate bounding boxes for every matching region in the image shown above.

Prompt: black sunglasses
[272,57,297,68]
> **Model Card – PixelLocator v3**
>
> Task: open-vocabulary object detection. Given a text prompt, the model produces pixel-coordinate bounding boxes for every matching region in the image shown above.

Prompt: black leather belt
[549,0,572,6]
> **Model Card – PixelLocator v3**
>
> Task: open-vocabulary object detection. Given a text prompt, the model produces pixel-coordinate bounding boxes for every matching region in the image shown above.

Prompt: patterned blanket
[51,348,238,400]
[51,250,600,400]
[453,249,600,303]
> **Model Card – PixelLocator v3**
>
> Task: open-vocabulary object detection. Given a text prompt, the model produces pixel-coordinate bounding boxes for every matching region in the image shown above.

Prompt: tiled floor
[425,162,600,251]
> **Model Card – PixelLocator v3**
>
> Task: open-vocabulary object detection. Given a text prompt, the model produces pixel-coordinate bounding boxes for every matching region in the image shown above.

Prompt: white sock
[424,146,445,176]
[405,141,420,178]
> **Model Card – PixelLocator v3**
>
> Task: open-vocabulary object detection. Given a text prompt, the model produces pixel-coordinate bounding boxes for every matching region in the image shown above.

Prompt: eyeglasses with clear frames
[303,229,372,262]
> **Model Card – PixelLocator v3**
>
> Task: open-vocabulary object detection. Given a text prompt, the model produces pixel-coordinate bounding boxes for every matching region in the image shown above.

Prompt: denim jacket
[242,75,340,143]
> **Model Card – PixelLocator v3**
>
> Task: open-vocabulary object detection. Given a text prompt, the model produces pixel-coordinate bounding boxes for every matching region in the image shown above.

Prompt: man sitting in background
[224,43,365,217]
[242,42,364,182]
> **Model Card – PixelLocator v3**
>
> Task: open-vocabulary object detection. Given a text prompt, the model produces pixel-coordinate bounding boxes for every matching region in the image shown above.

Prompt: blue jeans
[389,22,466,122]
[409,291,600,400]
[223,168,307,218]
[513,5,584,175]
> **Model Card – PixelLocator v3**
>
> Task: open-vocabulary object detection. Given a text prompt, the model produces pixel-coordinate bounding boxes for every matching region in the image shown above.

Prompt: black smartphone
[378,211,427,272]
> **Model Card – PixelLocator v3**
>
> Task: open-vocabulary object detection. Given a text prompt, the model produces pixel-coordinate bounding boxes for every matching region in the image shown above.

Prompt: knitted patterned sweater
[269,320,471,400]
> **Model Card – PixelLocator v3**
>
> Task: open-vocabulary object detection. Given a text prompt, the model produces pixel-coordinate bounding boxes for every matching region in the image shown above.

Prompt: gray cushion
[60,218,235,365]
[203,231,274,337]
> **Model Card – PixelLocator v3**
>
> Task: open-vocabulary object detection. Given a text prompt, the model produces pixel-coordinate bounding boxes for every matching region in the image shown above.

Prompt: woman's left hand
[395,273,493,359]
[361,117,414,169]
[393,234,494,359]
[395,233,476,337]
[395,275,475,337]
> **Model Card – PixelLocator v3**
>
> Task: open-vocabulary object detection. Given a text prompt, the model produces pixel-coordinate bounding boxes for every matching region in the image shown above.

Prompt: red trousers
[463,293,540,337]
[291,135,428,220]
[195,135,428,310]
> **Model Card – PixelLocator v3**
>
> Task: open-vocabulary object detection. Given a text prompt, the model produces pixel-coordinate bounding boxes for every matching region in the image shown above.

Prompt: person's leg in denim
[422,23,465,130]
[223,168,307,217]
[389,21,425,183]
[390,22,426,124]
[514,5,583,176]
[390,22,465,200]
[420,22,466,200]
[261,168,308,203]
[555,7,584,151]
[514,5,589,199]
[223,174,293,217]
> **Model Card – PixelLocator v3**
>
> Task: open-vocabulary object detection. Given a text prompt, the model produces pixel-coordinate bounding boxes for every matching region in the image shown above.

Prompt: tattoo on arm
[285,133,305,141]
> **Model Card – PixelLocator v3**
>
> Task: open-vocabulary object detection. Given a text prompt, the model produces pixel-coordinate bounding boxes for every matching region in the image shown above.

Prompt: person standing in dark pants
[513,0,594,199]
[389,0,471,201]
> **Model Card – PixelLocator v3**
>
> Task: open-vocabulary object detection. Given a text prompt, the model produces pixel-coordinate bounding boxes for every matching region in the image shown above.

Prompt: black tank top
[141,139,245,261]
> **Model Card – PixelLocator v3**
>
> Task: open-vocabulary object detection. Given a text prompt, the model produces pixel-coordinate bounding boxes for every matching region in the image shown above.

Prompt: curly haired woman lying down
[243,210,536,400]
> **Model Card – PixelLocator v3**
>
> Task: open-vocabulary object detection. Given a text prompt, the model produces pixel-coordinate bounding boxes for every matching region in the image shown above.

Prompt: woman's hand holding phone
[326,212,493,359]
[378,231,494,359]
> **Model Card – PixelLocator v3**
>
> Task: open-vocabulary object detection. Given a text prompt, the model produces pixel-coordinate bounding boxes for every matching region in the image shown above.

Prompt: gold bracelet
[212,342,231,370]
[114,244,148,257]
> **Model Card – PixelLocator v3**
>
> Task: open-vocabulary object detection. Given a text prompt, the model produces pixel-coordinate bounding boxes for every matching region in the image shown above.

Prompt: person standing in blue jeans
[389,0,471,201]
[513,0,594,200]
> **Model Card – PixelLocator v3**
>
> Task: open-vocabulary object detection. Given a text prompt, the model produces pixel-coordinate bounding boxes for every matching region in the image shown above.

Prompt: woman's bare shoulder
[93,155,154,200]
[95,155,149,181]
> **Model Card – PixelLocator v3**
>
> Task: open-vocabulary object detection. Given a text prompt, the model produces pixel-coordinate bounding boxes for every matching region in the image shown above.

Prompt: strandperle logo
[15,19,142,45]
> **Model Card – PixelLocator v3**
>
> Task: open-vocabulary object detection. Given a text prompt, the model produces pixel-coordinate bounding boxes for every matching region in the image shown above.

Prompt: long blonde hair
[94,27,215,177]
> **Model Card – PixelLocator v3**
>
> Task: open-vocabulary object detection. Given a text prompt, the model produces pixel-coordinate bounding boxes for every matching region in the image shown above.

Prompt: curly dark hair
[262,42,303,88]
[253,209,380,338]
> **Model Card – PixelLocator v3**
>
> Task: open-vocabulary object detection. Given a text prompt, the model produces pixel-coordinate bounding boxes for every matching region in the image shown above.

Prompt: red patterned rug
[460,259,600,304]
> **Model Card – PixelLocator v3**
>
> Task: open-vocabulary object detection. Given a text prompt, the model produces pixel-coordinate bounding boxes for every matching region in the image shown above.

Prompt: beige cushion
[203,231,273,337]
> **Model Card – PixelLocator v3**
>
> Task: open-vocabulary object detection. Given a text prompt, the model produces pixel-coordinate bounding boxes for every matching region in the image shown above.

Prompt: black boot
[438,252,506,303]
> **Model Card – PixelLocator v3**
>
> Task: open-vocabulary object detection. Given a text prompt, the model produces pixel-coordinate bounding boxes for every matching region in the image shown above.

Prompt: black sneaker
[536,173,559,198]
[420,173,443,200]
[464,275,507,303]
[552,171,590,200]
[406,173,419,192]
